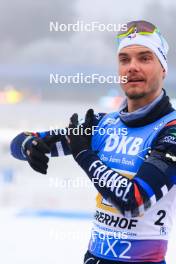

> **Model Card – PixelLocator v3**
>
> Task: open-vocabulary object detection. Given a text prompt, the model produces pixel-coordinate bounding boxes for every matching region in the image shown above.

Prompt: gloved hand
[68,109,94,160]
[24,135,58,174]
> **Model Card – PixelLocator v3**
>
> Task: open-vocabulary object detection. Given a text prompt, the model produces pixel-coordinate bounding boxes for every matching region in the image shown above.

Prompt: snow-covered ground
[0,208,92,264]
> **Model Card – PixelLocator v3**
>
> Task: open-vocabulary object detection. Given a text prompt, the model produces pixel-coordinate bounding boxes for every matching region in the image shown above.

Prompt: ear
[162,68,166,79]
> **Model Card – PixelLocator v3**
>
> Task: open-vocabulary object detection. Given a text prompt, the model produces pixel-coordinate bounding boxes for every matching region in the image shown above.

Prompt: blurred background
[0,0,176,263]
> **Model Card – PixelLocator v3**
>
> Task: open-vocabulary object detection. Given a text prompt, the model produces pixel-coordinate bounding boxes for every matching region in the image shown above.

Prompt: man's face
[118,45,165,100]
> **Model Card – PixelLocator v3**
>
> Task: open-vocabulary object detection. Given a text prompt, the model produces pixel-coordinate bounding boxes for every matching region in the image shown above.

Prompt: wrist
[74,149,89,160]
[75,148,97,165]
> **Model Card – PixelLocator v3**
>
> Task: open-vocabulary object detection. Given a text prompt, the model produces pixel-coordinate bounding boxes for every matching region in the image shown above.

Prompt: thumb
[69,113,78,128]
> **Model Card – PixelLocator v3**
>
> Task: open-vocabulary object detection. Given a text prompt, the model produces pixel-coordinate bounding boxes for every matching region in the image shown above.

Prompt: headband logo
[127,27,137,40]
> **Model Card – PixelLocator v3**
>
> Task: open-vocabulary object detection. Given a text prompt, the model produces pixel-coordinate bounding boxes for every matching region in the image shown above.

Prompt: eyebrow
[119,51,153,57]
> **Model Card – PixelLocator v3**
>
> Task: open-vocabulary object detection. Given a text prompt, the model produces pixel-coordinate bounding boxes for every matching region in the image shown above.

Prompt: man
[11,21,176,263]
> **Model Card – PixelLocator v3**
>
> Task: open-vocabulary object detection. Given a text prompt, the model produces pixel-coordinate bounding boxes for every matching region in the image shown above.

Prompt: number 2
[154,210,166,226]
[119,241,131,259]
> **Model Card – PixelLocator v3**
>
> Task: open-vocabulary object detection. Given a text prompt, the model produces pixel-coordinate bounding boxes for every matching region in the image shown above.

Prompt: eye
[143,56,148,61]
[119,57,129,64]
[140,55,151,62]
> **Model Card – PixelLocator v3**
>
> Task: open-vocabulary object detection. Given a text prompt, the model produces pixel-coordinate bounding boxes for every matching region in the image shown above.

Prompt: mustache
[127,75,146,82]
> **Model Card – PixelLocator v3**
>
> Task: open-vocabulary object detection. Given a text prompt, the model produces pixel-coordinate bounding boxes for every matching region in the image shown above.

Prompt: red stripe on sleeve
[165,120,176,127]
[134,183,144,207]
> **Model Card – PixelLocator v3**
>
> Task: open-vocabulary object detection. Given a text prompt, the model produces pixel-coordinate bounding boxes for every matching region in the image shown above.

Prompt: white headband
[118,31,169,73]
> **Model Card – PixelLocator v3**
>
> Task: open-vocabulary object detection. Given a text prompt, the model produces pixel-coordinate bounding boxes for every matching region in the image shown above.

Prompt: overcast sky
[0,0,176,77]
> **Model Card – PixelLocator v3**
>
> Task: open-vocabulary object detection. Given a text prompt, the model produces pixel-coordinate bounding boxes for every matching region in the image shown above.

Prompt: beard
[125,91,147,99]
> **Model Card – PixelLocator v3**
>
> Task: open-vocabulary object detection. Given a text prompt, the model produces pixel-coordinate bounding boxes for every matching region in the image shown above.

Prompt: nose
[128,58,140,73]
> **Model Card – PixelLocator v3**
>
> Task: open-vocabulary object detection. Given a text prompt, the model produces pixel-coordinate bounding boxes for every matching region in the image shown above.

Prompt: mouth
[127,78,145,83]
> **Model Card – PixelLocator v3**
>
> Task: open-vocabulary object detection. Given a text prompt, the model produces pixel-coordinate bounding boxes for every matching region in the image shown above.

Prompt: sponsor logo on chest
[104,134,143,156]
